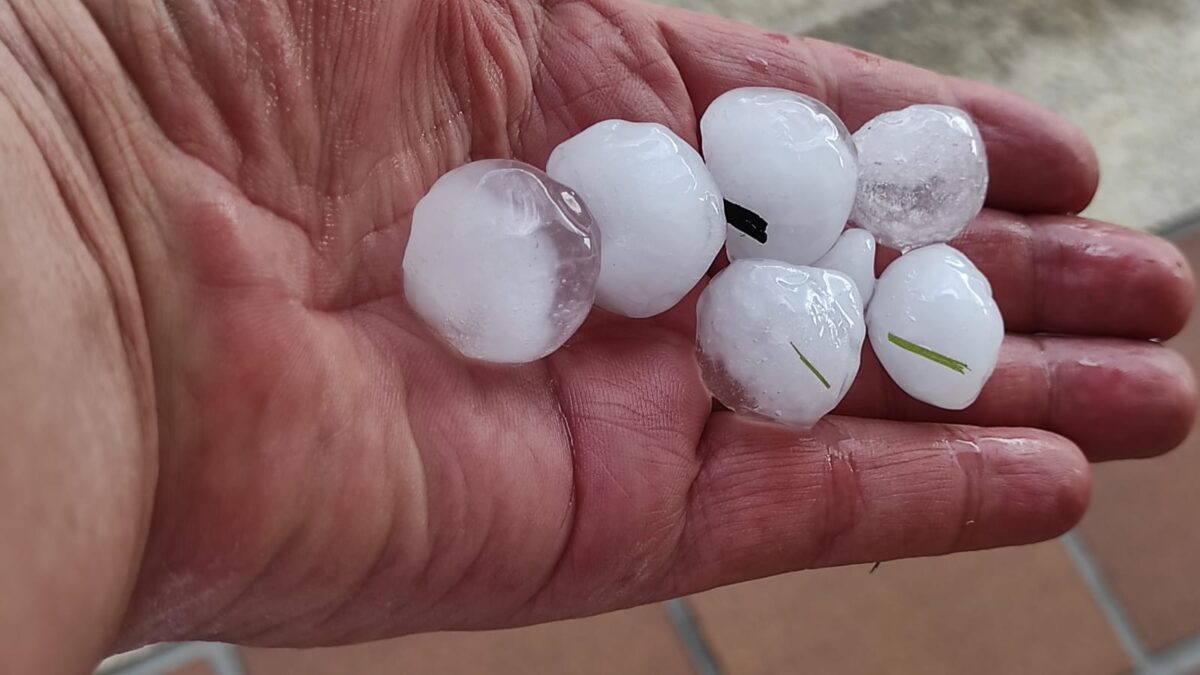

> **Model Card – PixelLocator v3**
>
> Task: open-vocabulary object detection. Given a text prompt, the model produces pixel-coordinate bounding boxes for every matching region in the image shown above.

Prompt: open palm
[36,0,1193,650]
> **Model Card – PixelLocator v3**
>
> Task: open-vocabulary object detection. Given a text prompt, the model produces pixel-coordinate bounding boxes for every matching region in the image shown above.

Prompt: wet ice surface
[867,244,1004,410]
[815,228,877,305]
[402,160,601,364]
[547,120,725,318]
[697,260,866,429]
[402,97,1004,421]
[852,105,989,252]
[700,88,859,266]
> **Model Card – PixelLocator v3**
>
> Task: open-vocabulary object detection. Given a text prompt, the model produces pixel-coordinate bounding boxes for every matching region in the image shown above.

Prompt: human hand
[3,0,1194,667]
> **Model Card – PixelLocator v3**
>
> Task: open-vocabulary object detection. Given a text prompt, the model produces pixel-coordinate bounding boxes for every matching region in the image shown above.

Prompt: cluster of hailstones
[404,88,1002,430]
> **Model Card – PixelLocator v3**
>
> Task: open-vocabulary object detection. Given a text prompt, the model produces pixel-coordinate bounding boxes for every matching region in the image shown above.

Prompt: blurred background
[100,0,1200,673]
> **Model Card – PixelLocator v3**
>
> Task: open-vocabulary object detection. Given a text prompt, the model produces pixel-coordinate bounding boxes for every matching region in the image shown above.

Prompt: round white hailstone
[697,259,866,429]
[403,160,601,364]
[815,228,877,305]
[547,120,726,318]
[867,244,1004,410]
[851,105,989,252]
[700,87,859,266]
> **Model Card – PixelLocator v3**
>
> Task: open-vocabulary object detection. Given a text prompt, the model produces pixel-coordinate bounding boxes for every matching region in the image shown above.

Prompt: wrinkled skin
[0,0,1195,672]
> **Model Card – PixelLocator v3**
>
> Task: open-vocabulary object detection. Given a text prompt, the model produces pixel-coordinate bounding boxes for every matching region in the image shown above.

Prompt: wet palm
[27,0,1193,649]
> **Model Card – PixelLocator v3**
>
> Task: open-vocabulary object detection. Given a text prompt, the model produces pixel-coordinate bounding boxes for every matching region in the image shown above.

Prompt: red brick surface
[691,543,1129,675]
[240,605,694,675]
[1076,230,1200,651]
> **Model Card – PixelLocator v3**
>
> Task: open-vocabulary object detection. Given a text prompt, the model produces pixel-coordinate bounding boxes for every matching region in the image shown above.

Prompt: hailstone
[700,87,859,266]
[815,228,877,305]
[403,160,601,364]
[851,105,989,251]
[867,244,1003,409]
[697,259,866,429]
[547,120,725,318]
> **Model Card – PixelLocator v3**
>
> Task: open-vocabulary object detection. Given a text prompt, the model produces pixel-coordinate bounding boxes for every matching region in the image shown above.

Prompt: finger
[652,5,1099,214]
[706,210,1194,340]
[838,336,1198,462]
[942,211,1193,339]
[666,416,1089,594]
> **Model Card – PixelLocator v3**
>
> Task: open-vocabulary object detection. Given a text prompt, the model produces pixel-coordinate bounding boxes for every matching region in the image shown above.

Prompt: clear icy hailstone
[815,228,877,305]
[867,244,1004,410]
[700,88,859,266]
[851,105,989,252]
[547,120,725,318]
[402,160,601,364]
[697,260,866,429]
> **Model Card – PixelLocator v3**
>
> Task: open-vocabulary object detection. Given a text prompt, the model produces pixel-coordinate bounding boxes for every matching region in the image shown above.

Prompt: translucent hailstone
[402,160,601,364]
[851,105,989,252]
[867,244,1004,410]
[547,120,726,318]
[697,259,866,429]
[815,228,877,305]
[700,87,859,266]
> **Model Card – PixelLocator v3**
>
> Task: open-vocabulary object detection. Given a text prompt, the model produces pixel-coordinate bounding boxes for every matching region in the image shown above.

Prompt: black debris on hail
[724,199,768,244]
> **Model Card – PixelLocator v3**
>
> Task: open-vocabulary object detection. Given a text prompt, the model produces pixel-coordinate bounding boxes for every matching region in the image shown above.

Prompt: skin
[0,0,1196,672]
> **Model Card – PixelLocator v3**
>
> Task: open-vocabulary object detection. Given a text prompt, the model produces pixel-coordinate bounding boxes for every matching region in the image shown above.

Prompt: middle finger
[896,209,1193,340]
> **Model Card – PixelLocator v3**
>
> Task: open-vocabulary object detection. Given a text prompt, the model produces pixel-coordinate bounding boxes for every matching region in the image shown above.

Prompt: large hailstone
[815,228,877,305]
[547,120,726,318]
[867,244,1004,410]
[700,88,859,266]
[403,160,601,364]
[851,105,989,251]
[697,260,866,429]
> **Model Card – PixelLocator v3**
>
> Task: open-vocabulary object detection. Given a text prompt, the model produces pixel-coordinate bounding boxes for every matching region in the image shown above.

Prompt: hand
[3,0,1194,668]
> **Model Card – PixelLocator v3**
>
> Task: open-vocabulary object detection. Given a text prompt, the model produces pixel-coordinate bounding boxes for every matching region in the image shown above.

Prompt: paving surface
[240,605,695,675]
[690,543,1128,675]
[1076,230,1200,654]
[98,0,1200,673]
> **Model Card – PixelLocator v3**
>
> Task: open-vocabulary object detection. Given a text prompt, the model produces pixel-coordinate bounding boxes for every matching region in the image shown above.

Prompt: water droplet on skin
[746,55,770,73]
[950,438,985,531]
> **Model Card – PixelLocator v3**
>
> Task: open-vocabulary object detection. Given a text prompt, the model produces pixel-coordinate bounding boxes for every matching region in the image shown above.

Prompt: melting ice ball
[867,244,1003,410]
[851,105,989,251]
[700,88,859,266]
[547,120,726,318]
[815,228,877,305]
[402,160,601,364]
[697,260,866,429]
